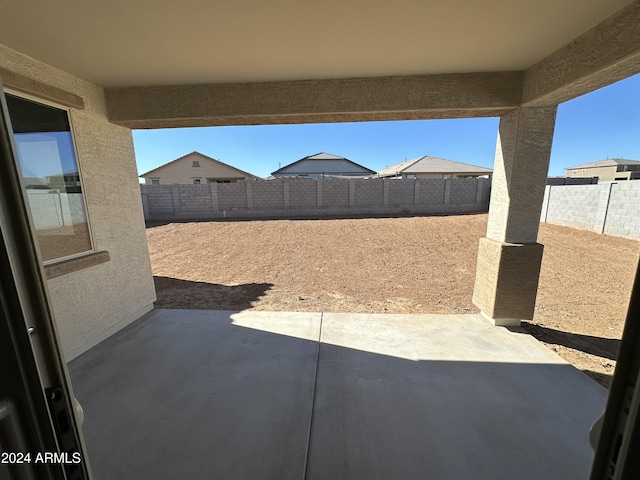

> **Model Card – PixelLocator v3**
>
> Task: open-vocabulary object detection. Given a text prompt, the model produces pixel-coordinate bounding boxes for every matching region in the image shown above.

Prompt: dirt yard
[146,214,640,388]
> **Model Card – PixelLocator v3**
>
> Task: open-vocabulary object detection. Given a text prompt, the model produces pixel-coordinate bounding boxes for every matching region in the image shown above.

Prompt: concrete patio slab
[308,313,607,480]
[69,309,321,480]
[69,309,608,480]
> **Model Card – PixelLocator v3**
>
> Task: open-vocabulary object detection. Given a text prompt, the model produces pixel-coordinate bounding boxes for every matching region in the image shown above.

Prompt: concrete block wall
[542,184,609,232]
[354,179,384,206]
[217,182,247,210]
[449,178,478,204]
[387,179,414,205]
[540,181,640,240]
[177,184,213,218]
[145,185,174,217]
[321,180,350,207]
[253,181,284,209]
[417,179,445,204]
[478,178,491,204]
[141,177,492,220]
[289,179,317,206]
[603,182,640,239]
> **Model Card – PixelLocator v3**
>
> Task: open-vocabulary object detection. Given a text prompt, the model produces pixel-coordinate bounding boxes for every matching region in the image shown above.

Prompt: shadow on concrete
[309,344,604,480]
[153,276,273,310]
[583,370,614,389]
[145,212,487,229]
[521,322,621,361]
[69,309,606,480]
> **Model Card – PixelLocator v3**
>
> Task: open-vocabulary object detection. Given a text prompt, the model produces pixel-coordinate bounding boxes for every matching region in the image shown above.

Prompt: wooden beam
[105,72,523,128]
[0,67,85,110]
[523,1,640,107]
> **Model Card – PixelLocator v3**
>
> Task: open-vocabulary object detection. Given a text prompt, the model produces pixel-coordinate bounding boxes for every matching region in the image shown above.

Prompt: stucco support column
[472,106,557,327]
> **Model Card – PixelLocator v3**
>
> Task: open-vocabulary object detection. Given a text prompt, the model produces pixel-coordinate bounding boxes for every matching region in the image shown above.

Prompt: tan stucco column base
[472,238,544,327]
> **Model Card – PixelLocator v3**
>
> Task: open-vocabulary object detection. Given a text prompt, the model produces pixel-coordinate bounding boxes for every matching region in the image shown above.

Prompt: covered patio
[1,1,639,479]
[69,309,606,479]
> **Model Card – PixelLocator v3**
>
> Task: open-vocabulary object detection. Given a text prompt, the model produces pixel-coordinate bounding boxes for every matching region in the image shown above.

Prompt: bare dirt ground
[146,214,640,388]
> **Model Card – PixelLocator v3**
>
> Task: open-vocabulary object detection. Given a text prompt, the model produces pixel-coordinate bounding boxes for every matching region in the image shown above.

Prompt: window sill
[44,251,110,280]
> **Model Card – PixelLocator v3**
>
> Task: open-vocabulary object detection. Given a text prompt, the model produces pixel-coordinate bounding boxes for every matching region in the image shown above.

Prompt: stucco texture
[0,44,156,359]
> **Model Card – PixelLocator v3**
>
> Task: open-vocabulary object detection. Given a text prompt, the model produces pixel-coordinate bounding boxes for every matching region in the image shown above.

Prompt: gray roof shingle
[378,156,492,176]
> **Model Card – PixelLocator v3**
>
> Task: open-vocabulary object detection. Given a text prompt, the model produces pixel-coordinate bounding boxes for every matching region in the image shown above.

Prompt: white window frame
[4,88,95,265]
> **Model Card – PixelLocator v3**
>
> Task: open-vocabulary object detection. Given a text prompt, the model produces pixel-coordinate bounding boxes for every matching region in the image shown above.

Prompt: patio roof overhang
[0,1,638,128]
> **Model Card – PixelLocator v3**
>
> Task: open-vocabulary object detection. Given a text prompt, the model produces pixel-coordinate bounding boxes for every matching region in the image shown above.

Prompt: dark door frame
[0,80,90,479]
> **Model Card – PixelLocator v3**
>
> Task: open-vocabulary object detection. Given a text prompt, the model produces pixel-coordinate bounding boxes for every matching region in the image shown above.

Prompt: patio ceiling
[1,1,638,127]
[0,0,631,88]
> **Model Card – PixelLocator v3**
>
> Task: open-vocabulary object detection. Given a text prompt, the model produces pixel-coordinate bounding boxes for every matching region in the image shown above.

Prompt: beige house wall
[143,153,255,184]
[413,173,443,179]
[566,165,632,181]
[0,43,156,360]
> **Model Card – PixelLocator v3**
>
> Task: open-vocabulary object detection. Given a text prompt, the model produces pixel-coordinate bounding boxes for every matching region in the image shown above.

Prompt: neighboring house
[377,155,493,179]
[140,151,259,184]
[271,152,375,179]
[566,158,640,181]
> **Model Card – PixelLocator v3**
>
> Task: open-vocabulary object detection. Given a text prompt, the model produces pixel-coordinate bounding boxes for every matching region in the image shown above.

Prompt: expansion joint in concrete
[304,312,323,480]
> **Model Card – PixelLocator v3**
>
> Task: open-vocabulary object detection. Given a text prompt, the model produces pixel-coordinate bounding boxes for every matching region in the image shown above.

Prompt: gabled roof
[302,153,347,160]
[140,151,259,179]
[378,155,493,176]
[271,152,375,175]
[566,158,640,169]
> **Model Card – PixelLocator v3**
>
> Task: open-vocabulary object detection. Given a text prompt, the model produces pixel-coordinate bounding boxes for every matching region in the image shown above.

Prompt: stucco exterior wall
[392,173,491,179]
[273,159,373,177]
[142,153,254,184]
[413,173,443,179]
[0,44,156,360]
[566,165,626,181]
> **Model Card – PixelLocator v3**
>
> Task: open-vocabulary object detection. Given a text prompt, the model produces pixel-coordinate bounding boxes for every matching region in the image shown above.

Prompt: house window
[150,178,160,185]
[5,93,92,263]
[192,160,200,167]
[617,164,640,172]
[573,170,578,174]
[192,178,201,184]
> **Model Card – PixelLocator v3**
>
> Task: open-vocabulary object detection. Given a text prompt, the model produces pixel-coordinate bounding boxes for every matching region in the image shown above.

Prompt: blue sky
[133,73,640,180]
